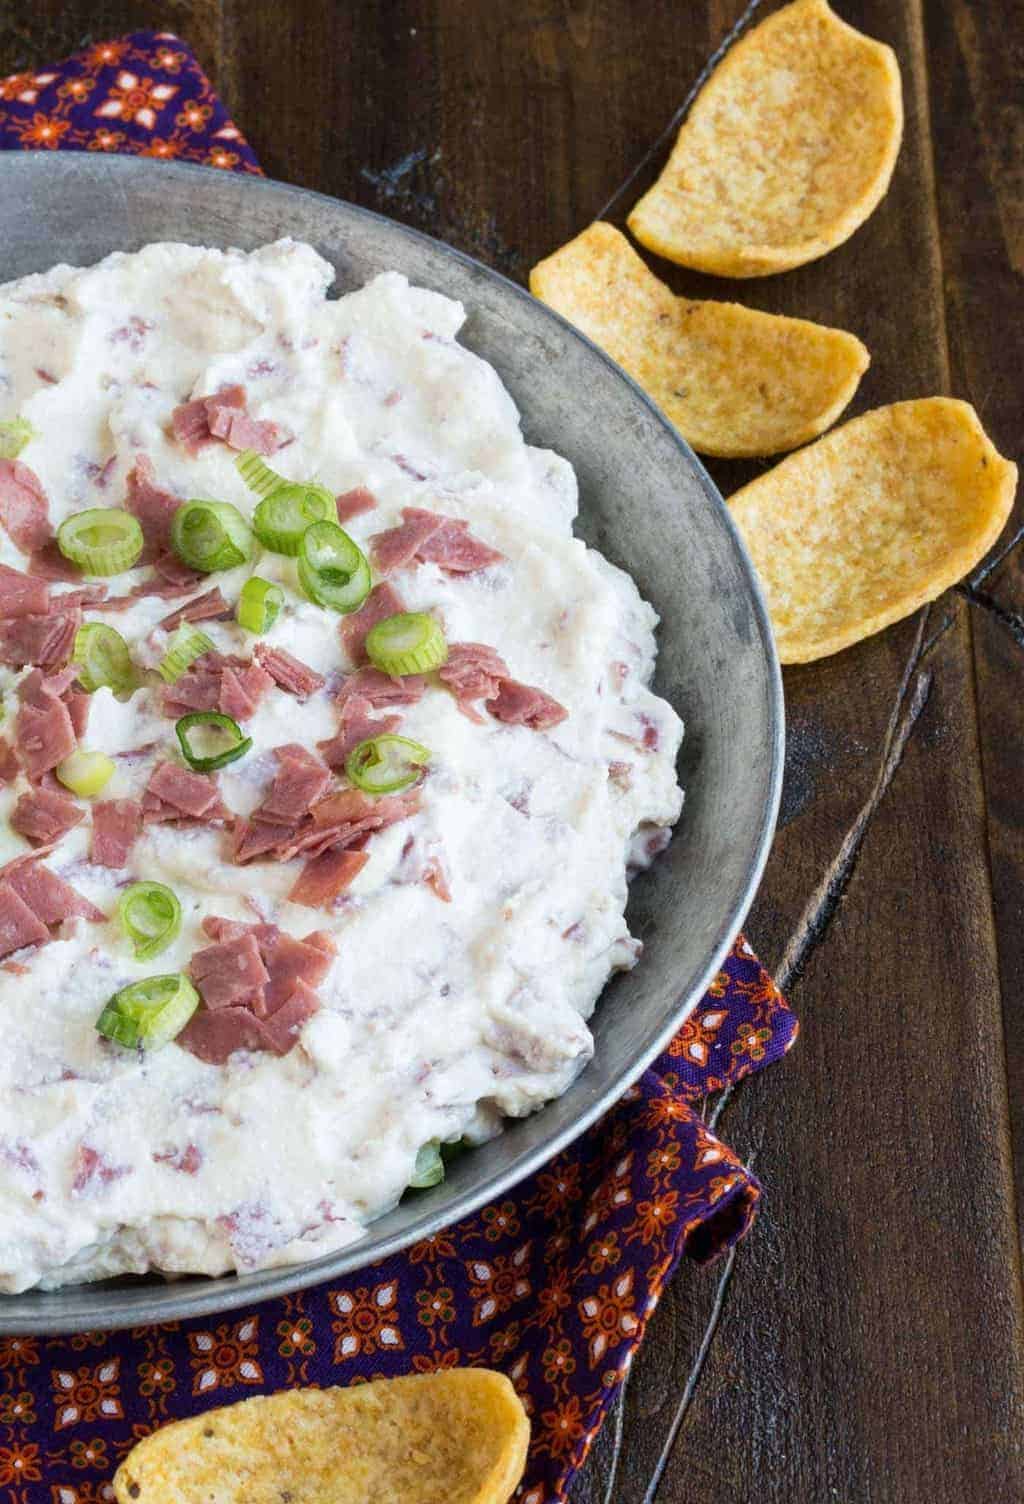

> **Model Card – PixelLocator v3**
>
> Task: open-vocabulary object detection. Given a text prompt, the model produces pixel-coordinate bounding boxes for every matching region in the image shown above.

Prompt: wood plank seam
[772,616,933,992]
[641,1244,741,1504]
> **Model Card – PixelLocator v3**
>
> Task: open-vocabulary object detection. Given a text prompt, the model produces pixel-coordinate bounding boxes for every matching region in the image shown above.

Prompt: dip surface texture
[0,240,683,1292]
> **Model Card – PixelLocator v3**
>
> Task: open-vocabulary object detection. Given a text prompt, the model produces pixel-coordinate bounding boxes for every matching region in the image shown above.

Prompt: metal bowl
[0,154,783,1333]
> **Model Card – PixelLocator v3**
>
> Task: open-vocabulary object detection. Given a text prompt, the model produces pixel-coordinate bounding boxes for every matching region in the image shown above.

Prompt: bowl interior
[0,155,782,1332]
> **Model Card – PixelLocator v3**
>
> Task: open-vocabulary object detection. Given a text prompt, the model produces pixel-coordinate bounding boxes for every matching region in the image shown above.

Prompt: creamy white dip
[0,240,683,1293]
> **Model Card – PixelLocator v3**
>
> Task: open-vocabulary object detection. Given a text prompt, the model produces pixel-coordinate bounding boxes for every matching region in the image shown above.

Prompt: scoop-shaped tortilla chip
[628,0,903,276]
[113,1369,530,1504]
[729,398,1018,663]
[530,222,869,458]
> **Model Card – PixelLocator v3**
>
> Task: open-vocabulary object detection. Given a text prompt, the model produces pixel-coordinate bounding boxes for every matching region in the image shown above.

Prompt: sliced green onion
[56,748,115,798]
[253,484,335,554]
[365,612,448,677]
[176,710,252,772]
[170,500,253,573]
[298,520,371,614]
[157,623,215,684]
[95,973,199,1051]
[408,1140,445,1189]
[73,623,135,695]
[57,508,144,575]
[236,576,285,634]
[0,416,36,459]
[117,882,182,962]
[441,1137,470,1166]
[345,733,430,795]
[235,448,286,498]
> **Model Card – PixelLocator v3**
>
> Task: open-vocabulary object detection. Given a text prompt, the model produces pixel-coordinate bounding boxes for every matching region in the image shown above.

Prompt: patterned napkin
[0,32,798,1504]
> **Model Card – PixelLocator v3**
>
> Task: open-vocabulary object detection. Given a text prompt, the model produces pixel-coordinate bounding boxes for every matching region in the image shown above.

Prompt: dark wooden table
[2,1,1022,1498]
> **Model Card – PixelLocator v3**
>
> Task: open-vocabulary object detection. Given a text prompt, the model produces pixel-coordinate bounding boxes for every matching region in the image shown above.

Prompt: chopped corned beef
[158,587,230,632]
[289,847,368,909]
[124,455,180,557]
[335,666,425,709]
[177,1005,268,1065]
[201,914,275,946]
[256,745,332,826]
[190,933,270,1012]
[218,661,273,720]
[179,917,330,1062]
[64,689,90,741]
[161,652,271,721]
[415,516,505,573]
[10,787,84,846]
[0,459,52,553]
[153,551,202,589]
[317,695,401,769]
[260,927,334,1011]
[0,738,19,785]
[370,507,443,574]
[90,799,141,868]
[335,486,377,523]
[15,671,78,780]
[170,385,243,454]
[208,404,286,455]
[309,786,381,828]
[142,763,224,822]
[488,678,568,731]
[0,608,80,672]
[439,641,510,706]
[53,584,108,611]
[254,644,325,697]
[27,539,79,581]
[161,655,222,715]
[231,818,291,864]
[0,883,48,957]
[339,581,405,665]
[3,858,106,925]
[0,562,49,618]
[259,978,322,1052]
[371,506,503,576]
[232,772,418,872]
[171,384,286,457]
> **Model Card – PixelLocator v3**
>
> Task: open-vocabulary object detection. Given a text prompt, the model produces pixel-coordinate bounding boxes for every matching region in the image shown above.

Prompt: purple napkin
[0,32,798,1502]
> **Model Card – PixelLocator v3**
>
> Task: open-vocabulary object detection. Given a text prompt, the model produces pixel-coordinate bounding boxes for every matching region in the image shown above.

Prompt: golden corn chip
[628,0,903,277]
[530,222,868,458]
[729,398,1018,663]
[113,1369,530,1504]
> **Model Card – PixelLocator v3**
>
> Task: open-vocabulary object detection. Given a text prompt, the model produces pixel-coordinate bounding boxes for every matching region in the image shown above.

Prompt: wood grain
[924,0,1024,1251]
[0,2,1021,1499]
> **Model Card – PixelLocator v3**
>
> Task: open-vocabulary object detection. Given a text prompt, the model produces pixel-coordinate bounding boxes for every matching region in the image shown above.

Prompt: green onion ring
[175,710,252,772]
[95,973,199,1051]
[365,612,448,676]
[56,749,115,798]
[73,622,135,695]
[235,448,285,498]
[345,733,430,795]
[117,882,182,962]
[157,623,215,684]
[236,576,285,633]
[253,483,335,555]
[297,520,371,614]
[170,499,253,573]
[408,1140,445,1189]
[236,449,336,554]
[57,508,144,575]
